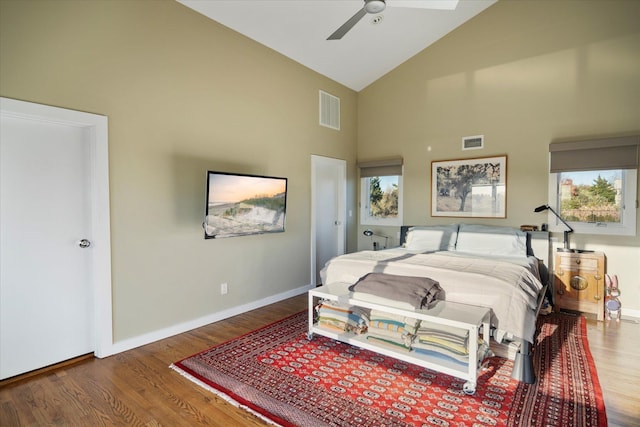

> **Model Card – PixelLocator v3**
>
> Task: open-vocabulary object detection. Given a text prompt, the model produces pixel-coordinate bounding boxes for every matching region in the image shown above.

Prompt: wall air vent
[462,135,484,150]
[319,90,340,130]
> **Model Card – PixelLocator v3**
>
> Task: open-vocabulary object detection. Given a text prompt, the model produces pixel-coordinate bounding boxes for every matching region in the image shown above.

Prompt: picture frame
[431,155,507,218]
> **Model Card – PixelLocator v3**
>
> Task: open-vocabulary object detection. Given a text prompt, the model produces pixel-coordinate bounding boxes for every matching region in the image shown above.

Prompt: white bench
[308,285,491,394]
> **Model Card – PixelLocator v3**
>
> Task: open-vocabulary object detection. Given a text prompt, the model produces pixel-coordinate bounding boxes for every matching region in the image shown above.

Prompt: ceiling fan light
[364,0,386,14]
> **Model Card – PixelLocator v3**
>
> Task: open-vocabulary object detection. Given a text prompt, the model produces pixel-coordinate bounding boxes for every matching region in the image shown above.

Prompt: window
[361,175,403,226]
[549,169,636,235]
[359,158,403,226]
[548,136,638,236]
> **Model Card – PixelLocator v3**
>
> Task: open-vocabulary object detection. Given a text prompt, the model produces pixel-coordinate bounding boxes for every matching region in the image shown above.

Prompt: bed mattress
[320,249,544,343]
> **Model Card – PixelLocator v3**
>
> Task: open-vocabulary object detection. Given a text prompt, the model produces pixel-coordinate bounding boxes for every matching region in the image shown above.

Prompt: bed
[319,223,551,383]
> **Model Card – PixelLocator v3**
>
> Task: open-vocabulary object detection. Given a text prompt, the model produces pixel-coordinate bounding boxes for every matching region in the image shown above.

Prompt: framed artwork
[431,155,507,218]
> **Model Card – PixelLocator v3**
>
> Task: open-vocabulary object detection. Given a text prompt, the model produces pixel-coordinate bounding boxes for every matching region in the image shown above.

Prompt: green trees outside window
[559,171,622,223]
[368,176,399,218]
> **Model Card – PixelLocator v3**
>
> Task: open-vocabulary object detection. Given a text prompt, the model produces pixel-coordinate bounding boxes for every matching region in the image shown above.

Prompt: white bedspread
[320,249,544,343]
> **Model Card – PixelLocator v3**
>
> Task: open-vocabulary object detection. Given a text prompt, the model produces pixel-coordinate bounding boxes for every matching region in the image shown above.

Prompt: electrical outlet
[220,282,228,295]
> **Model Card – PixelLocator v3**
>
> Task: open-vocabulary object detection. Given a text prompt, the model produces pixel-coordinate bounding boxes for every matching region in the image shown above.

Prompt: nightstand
[554,251,606,321]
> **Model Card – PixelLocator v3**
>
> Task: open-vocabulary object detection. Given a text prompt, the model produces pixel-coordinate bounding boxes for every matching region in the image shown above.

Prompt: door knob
[78,239,91,248]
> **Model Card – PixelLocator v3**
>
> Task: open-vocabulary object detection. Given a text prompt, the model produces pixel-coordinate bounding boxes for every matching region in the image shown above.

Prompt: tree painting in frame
[431,155,507,218]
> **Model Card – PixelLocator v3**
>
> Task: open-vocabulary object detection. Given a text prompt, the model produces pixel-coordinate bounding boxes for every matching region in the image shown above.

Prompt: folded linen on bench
[367,309,419,349]
[348,272,442,309]
[416,321,469,352]
[316,301,369,334]
[412,339,493,365]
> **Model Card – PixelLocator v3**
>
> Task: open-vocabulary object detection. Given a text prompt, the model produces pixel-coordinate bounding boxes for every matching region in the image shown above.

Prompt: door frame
[310,155,346,287]
[0,97,113,358]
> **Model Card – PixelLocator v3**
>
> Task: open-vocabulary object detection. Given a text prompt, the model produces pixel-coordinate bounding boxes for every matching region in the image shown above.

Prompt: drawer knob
[570,275,588,291]
[575,259,581,265]
[594,294,602,301]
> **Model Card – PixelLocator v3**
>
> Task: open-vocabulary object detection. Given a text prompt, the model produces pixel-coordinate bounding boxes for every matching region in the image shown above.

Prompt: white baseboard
[102,284,314,357]
[622,307,640,320]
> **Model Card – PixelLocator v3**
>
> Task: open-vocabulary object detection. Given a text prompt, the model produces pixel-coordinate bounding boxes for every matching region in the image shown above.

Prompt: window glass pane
[558,170,623,224]
[360,175,402,226]
[367,176,399,218]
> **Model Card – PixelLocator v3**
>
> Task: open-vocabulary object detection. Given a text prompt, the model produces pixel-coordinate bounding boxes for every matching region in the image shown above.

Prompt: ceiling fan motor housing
[364,0,386,14]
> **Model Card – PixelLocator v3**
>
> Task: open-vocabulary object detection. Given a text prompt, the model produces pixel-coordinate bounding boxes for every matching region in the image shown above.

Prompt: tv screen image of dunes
[205,173,287,238]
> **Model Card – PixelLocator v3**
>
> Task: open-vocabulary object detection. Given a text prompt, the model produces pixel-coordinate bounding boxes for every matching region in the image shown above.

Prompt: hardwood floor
[583,314,640,426]
[1,294,639,426]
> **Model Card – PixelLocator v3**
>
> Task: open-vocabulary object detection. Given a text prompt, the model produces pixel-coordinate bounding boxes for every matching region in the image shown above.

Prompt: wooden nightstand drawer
[558,255,598,271]
[554,251,605,321]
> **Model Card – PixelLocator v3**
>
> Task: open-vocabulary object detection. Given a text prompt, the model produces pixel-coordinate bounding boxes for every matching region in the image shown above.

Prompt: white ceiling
[177,0,497,91]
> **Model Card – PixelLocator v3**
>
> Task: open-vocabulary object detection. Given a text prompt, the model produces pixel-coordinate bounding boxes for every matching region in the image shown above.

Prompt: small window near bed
[359,158,403,226]
[548,136,638,236]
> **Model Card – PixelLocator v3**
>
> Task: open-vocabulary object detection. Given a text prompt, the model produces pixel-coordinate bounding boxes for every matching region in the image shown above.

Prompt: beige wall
[2,0,639,348]
[357,0,640,312]
[0,0,358,341]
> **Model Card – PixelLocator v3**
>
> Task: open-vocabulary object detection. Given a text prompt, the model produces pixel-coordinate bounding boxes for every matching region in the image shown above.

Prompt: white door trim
[0,97,113,358]
[310,155,346,287]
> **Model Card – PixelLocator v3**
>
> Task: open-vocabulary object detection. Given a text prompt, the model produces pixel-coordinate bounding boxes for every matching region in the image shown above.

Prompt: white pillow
[454,224,527,257]
[404,225,459,252]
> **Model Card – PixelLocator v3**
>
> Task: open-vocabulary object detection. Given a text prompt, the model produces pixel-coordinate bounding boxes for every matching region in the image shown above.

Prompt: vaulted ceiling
[177,0,497,91]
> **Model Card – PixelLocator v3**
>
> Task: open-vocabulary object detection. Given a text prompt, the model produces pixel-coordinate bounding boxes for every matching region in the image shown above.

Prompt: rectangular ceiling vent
[319,90,340,131]
[462,135,484,150]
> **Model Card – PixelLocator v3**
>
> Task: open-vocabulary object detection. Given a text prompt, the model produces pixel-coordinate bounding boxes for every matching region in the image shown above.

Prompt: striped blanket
[316,301,369,334]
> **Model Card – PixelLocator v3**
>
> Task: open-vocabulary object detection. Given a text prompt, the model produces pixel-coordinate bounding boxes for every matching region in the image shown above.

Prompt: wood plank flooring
[1,294,639,426]
[581,314,640,426]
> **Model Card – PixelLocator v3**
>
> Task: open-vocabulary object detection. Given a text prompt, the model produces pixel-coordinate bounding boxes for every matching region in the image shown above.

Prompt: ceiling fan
[327,0,458,40]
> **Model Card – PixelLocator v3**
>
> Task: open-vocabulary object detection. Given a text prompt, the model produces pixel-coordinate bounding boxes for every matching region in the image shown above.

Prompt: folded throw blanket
[349,272,442,309]
[316,301,370,334]
[366,335,412,352]
[412,339,493,365]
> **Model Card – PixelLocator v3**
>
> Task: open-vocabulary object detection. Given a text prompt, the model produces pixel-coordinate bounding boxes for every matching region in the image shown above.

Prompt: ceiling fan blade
[389,0,459,10]
[327,7,367,40]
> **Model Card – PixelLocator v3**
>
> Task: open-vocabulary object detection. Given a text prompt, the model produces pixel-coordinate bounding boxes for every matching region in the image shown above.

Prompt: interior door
[0,114,94,379]
[311,155,346,285]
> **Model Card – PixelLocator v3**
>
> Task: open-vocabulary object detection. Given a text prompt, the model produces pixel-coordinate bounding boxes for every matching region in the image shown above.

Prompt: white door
[0,100,111,379]
[311,155,346,285]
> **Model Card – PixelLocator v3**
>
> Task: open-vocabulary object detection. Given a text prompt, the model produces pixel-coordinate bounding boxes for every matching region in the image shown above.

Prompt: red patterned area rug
[171,311,606,427]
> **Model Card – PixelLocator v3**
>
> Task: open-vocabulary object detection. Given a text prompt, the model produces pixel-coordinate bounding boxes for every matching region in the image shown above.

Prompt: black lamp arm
[534,204,574,250]
[363,229,389,249]
[548,206,573,233]
[363,229,389,238]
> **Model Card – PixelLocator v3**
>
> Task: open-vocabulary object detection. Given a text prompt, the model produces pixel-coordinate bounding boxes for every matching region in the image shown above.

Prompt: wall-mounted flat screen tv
[204,171,288,239]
